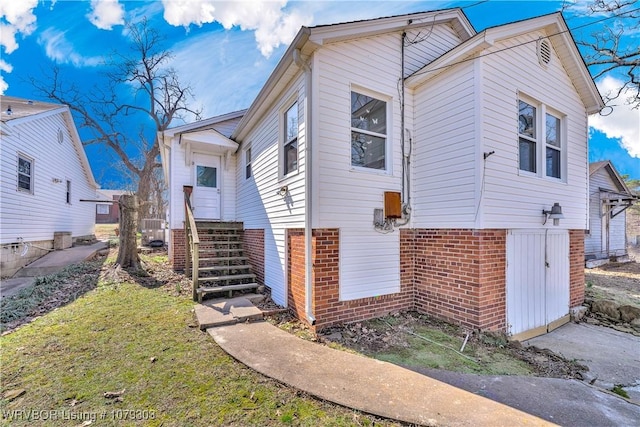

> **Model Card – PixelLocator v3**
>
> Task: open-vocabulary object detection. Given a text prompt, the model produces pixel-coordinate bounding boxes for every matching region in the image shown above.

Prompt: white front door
[192,153,221,220]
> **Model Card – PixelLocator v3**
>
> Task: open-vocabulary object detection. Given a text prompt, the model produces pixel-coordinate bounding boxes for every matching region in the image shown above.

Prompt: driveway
[405,323,640,426]
[525,322,640,401]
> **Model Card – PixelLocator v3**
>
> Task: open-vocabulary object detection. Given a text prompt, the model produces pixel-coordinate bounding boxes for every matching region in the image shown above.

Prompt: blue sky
[1,0,638,187]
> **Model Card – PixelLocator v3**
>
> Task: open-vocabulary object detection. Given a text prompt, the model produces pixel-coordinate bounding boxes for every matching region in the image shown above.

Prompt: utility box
[384,191,402,219]
[53,231,72,250]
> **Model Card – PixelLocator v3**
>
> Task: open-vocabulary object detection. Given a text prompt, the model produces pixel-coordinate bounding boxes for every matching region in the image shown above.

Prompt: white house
[161,9,603,340]
[585,161,636,261]
[0,96,98,277]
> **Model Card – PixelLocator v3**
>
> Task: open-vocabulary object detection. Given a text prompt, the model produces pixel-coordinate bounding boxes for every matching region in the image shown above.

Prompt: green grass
[351,317,533,376]
[1,281,399,426]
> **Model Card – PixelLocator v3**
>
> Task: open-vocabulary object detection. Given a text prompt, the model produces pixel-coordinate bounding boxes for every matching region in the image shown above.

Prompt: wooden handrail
[184,186,200,301]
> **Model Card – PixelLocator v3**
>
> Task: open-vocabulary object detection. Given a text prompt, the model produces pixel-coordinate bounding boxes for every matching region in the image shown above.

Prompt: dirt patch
[268,311,587,380]
[585,261,640,309]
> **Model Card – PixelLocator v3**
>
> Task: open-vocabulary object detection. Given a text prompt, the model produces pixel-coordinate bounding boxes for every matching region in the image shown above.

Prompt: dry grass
[585,261,640,307]
[0,251,402,426]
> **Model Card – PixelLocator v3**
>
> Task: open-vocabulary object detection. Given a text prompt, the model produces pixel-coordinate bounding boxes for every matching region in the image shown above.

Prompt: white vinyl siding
[403,24,465,77]
[585,168,627,257]
[0,111,96,244]
[236,75,307,306]
[315,31,412,300]
[479,30,588,230]
[167,144,236,229]
[412,61,477,228]
[340,229,400,300]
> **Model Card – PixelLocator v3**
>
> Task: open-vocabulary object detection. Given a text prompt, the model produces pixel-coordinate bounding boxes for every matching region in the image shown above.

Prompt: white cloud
[0,0,38,53]
[161,0,312,57]
[589,76,640,158]
[38,28,104,67]
[0,58,10,93]
[87,0,125,30]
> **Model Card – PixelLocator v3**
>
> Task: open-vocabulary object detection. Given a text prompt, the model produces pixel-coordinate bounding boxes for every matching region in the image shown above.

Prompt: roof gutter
[293,48,315,326]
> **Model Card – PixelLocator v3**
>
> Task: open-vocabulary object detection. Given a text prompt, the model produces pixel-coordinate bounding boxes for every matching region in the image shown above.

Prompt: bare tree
[567,0,640,109]
[31,18,201,218]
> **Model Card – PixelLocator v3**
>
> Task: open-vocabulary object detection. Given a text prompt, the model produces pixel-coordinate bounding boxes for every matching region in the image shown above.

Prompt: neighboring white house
[161,9,603,340]
[585,161,636,261]
[0,96,98,277]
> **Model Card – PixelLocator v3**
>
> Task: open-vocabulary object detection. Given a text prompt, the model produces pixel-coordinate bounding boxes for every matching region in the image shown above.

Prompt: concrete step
[194,295,263,329]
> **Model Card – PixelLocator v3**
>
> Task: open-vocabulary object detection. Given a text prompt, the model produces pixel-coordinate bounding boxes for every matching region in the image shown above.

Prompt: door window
[196,166,217,187]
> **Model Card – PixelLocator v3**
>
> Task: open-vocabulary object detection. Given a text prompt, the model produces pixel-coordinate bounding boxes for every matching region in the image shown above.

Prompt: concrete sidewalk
[209,322,556,426]
[0,241,107,298]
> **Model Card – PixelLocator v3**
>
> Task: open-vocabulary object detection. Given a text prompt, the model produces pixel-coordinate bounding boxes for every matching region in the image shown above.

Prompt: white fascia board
[405,35,491,88]
[63,108,99,189]
[163,109,247,138]
[308,9,474,46]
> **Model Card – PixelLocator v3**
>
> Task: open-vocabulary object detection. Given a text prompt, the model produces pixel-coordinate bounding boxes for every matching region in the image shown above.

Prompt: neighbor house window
[66,180,71,204]
[97,204,109,215]
[283,102,298,175]
[518,97,564,179]
[351,90,387,170]
[245,146,252,179]
[17,154,33,193]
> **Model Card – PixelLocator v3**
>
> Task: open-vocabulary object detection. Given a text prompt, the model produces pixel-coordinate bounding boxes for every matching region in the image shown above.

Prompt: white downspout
[293,48,316,325]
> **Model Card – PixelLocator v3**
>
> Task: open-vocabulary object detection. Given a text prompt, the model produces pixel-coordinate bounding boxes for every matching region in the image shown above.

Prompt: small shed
[586,161,637,262]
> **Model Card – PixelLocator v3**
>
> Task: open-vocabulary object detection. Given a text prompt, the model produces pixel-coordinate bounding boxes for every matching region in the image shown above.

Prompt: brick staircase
[191,221,259,302]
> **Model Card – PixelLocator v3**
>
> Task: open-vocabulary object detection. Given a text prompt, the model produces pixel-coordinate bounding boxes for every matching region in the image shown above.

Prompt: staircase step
[198,273,256,282]
[196,283,260,304]
[199,256,248,263]
[198,265,252,273]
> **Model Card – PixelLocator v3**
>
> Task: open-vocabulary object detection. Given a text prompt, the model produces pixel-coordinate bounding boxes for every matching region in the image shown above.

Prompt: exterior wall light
[542,202,564,226]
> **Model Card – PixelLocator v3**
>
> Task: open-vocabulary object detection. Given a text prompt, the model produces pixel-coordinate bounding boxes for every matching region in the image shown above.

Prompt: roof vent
[537,38,551,67]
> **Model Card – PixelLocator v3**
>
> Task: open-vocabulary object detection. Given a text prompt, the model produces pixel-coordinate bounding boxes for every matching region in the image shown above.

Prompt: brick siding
[170,229,186,271]
[569,229,585,307]
[244,229,265,286]
[413,229,506,331]
[288,228,414,332]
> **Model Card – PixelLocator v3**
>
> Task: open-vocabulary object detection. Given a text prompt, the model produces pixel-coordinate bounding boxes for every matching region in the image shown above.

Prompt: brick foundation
[288,229,415,332]
[244,229,265,286]
[569,230,585,308]
[170,229,186,271]
[413,229,507,331]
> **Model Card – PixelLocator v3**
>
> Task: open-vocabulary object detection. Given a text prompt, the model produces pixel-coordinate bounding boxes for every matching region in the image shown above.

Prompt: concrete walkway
[197,299,640,426]
[209,321,555,426]
[0,241,107,298]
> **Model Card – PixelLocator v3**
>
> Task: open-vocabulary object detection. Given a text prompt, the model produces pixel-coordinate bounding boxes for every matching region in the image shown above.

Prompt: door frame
[191,152,222,220]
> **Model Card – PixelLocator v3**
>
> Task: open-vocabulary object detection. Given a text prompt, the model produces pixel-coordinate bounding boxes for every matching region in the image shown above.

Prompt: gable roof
[404,13,604,114]
[232,8,475,141]
[0,96,98,189]
[589,160,634,195]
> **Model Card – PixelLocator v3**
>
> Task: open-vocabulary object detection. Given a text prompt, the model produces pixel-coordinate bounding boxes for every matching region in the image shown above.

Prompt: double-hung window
[18,154,34,193]
[351,90,387,170]
[283,103,298,176]
[518,97,564,180]
[245,146,252,179]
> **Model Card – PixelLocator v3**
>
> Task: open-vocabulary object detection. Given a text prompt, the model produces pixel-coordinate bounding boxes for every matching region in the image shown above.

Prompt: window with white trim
[351,90,387,170]
[518,97,564,179]
[245,146,252,179]
[97,204,109,215]
[17,154,34,193]
[283,103,298,175]
[66,180,72,204]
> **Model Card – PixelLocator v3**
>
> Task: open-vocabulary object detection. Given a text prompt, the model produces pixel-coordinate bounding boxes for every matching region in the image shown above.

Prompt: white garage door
[506,229,570,340]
